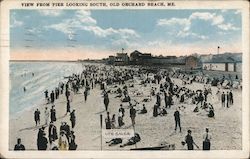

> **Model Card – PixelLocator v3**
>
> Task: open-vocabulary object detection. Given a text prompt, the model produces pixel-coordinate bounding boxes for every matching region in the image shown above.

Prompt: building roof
[201,53,242,63]
[152,56,186,64]
[116,53,128,57]
[131,50,142,54]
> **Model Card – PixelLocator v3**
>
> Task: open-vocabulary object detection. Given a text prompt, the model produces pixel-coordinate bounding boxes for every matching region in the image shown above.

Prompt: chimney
[217,46,220,54]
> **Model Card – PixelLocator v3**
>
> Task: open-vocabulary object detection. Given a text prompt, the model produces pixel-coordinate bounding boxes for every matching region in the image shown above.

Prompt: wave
[9,61,84,116]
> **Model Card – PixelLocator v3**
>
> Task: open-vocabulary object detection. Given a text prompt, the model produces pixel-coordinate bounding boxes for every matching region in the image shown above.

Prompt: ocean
[9,61,84,117]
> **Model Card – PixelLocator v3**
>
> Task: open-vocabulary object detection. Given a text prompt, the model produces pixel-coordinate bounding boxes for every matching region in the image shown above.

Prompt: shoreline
[9,63,242,151]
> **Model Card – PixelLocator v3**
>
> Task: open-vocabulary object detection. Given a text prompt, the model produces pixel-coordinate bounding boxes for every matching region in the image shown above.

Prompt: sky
[10,9,242,60]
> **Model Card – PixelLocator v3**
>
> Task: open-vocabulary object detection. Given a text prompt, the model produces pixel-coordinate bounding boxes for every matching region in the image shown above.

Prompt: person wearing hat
[50,105,56,122]
[14,138,25,150]
[37,126,48,150]
[203,128,212,150]
[48,121,58,145]
[185,130,199,150]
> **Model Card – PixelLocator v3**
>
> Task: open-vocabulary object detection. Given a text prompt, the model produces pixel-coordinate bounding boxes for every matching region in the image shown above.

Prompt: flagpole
[100,114,103,150]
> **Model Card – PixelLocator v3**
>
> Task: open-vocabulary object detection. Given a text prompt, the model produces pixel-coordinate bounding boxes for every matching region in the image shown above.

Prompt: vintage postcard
[0,0,249,158]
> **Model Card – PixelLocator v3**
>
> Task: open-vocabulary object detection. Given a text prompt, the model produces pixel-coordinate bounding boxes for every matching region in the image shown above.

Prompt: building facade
[202,54,242,72]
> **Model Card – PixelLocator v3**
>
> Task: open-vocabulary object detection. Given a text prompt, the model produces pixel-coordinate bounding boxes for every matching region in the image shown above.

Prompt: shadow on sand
[19,124,47,132]
[19,114,68,132]
[95,110,106,115]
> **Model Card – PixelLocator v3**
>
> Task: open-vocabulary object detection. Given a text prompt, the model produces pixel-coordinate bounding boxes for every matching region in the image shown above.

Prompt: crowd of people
[15,64,239,151]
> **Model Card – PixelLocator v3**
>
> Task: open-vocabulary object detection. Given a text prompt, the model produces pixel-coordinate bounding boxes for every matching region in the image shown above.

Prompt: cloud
[38,10,63,17]
[75,10,97,25]
[190,12,215,21]
[157,18,190,26]
[83,26,139,38]
[46,19,78,34]
[177,31,208,40]
[189,12,225,26]
[46,10,139,46]
[10,13,23,28]
[217,23,239,31]
[157,11,239,40]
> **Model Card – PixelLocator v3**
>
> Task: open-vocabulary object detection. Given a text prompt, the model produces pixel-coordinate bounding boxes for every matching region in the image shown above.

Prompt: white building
[202,54,242,72]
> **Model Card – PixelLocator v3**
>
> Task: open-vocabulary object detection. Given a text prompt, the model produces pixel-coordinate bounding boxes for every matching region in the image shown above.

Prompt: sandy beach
[9,66,242,151]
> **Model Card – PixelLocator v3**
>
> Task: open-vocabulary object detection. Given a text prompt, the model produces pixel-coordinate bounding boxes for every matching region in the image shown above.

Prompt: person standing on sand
[50,90,55,104]
[70,110,76,129]
[174,108,181,132]
[50,105,56,122]
[216,87,221,102]
[44,90,48,103]
[111,114,116,129]
[66,99,71,115]
[14,138,25,150]
[64,122,71,142]
[229,90,233,105]
[55,88,58,99]
[84,89,88,102]
[221,92,225,107]
[34,109,40,126]
[44,107,49,125]
[48,121,58,145]
[166,93,173,108]
[118,104,125,117]
[202,128,212,150]
[226,92,230,108]
[104,92,109,111]
[130,106,136,126]
[164,92,168,108]
[105,112,111,129]
[118,111,124,127]
[37,127,48,150]
[65,89,70,101]
[184,130,199,150]
[69,131,77,150]
[156,93,161,106]
[153,104,159,117]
